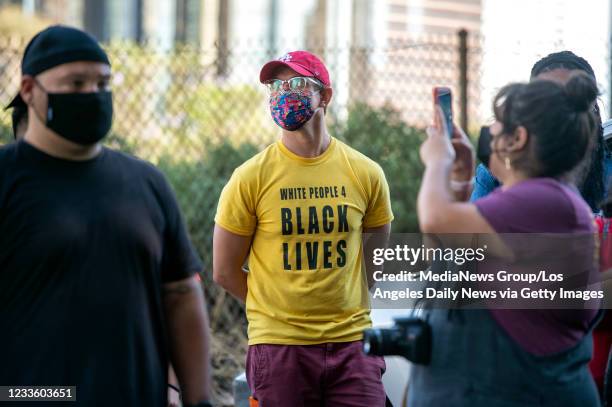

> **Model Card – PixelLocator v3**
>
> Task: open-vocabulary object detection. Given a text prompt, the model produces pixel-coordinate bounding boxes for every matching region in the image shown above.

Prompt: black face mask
[34,81,113,145]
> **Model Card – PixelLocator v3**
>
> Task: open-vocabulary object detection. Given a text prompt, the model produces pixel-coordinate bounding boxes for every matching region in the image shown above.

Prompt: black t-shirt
[0,141,202,406]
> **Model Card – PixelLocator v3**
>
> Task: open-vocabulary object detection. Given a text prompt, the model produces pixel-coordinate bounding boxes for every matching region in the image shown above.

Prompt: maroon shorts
[246,340,386,407]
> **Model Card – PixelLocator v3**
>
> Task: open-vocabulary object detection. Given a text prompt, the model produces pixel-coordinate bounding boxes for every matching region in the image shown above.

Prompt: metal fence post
[458,29,468,131]
[217,0,230,78]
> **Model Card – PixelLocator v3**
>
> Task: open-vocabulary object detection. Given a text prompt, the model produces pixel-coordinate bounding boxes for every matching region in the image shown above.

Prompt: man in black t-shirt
[0,26,213,407]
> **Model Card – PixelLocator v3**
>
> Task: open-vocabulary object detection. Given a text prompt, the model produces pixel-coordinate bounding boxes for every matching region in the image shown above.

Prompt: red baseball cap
[259,50,331,88]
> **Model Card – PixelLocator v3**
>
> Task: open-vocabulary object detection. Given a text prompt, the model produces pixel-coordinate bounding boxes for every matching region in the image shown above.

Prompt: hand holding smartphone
[432,87,453,139]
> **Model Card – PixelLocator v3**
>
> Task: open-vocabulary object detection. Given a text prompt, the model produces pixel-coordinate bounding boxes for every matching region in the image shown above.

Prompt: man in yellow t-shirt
[213,51,393,406]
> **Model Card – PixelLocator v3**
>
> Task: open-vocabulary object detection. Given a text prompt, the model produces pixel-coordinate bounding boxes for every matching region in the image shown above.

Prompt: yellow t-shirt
[215,137,393,345]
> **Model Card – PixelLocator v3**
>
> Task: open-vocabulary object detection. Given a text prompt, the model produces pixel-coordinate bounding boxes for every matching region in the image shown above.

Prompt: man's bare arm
[163,275,212,405]
[212,225,252,303]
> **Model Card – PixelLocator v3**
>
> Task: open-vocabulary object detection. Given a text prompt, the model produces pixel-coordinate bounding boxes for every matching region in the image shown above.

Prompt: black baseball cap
[6,25,110,109]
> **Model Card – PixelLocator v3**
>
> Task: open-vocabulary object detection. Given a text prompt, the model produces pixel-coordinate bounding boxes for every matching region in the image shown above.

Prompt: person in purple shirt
[410,72,601,406]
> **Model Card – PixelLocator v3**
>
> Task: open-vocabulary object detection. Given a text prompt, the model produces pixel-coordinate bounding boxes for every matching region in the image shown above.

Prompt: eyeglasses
[264,76,323,94]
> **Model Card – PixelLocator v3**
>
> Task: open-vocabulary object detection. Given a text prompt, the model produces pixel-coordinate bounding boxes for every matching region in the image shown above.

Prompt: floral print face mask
[269,90,318,131]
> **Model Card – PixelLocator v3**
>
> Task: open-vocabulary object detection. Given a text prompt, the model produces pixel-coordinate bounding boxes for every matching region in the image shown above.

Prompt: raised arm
[418,107,494,234]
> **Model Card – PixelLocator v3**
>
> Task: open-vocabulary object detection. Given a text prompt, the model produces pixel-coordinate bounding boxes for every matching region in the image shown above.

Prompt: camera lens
[363,328,399,356]
[364,318,432,364]
[363,328,383,355]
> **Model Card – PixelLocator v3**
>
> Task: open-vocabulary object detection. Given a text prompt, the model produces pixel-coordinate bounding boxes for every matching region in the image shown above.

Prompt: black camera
[362,317,432,365]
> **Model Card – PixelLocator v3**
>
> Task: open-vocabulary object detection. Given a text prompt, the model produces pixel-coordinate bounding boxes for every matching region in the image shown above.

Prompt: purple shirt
[475,178,597,356]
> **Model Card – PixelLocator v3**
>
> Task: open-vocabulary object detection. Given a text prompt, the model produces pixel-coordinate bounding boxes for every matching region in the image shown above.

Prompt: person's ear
[20,76,35,105]
[320,87,332,111]
[507,125,529,152]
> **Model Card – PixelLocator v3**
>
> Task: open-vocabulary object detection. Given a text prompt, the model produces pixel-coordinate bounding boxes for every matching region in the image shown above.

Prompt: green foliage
[157,140,259,268]
[105,41,275,162]
[0,121,12,144]
[337,103,425,232]
[165,83,275,148]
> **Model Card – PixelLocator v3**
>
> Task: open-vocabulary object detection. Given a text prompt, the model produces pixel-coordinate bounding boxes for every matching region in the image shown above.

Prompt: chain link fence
[0,30,481,405]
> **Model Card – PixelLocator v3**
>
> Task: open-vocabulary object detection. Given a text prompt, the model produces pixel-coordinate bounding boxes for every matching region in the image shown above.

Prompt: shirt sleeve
[363,164,394,228]
[474,180,579,233]
[470,163,500,202]
[474,187,525,233]
[214,170,257,236]
[157,173,203,283]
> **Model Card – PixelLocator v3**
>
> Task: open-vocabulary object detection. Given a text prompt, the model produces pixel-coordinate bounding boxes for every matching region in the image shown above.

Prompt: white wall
[481,0,611,120]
